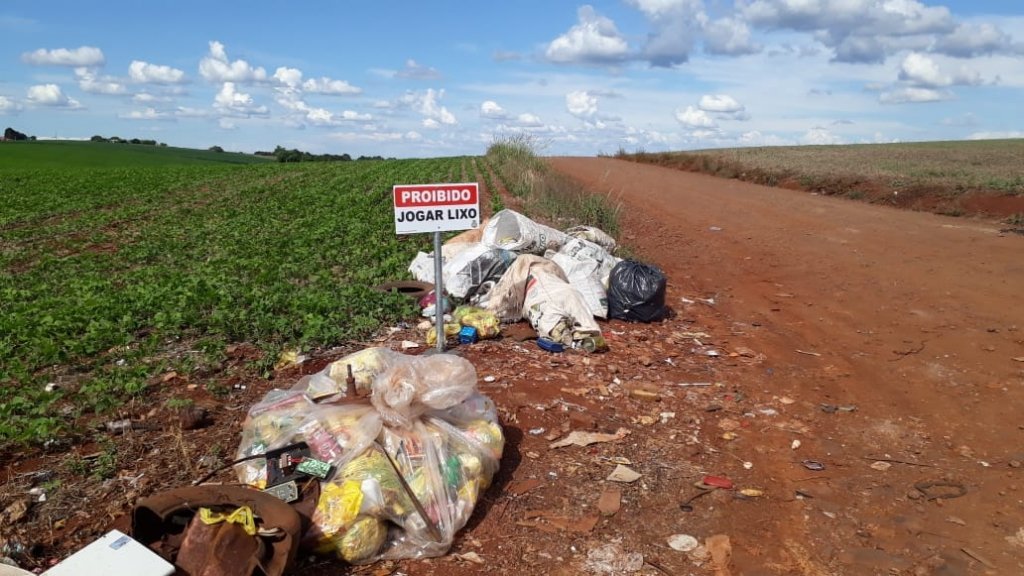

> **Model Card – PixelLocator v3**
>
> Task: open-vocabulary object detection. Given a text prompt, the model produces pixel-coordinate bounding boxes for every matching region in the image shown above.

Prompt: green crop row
[0,158,469,444]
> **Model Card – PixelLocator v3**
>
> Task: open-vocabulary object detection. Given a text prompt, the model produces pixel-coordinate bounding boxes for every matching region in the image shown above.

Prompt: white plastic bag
[546,238,621,318]
[522,270,602,344]
[482,209,569,254]
[565,225,617,253]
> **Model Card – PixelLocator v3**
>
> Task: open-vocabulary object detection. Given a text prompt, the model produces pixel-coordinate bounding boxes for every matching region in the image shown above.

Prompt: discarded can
[579,335,608,353]
[458,326,479,345]
[537,338,565,353]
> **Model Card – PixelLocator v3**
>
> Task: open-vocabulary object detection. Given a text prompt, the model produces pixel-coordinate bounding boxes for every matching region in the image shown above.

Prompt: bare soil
[4,157,1024,575]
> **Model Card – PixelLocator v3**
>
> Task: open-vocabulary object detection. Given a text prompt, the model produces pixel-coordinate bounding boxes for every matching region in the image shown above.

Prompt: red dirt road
[547,157,1024,574]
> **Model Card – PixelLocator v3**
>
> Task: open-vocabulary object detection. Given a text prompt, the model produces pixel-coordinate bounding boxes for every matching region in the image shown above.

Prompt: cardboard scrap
[519,510,599,534]
[607,464,642,483]
[550,427,630,449]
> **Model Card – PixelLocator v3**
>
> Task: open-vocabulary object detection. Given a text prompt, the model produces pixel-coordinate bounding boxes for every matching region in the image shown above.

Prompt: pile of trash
[233,347,504,564]
[408,209,668,350]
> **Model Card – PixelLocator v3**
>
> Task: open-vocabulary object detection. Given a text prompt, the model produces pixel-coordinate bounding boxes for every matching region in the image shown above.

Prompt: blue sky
[1,1,1022,157]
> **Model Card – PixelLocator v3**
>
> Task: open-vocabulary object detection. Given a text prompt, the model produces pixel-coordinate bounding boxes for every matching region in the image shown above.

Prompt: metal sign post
[392,182,480,354]
[432,231,445,352]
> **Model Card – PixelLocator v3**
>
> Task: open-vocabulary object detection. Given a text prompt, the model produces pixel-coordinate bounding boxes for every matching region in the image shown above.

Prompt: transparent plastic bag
[236,351,504,564]
[291,347,406,402]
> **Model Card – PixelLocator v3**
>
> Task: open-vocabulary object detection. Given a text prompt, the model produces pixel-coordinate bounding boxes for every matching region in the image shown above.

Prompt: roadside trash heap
[234,347,504,564]
[408,209,669,350]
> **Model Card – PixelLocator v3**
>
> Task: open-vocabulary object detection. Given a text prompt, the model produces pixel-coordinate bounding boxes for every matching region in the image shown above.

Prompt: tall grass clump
[486,133,545,198]
[486,133,621,235]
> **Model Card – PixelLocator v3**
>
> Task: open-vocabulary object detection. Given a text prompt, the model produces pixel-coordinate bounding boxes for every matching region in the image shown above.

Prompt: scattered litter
[550,428,630,449]
[779,396,795,405]
[738,488,764,498]
[585,542,644,574]
[870,461,892,471]
[273,349,306,370]
[821,403,857,413]
[1,499,28,525]
[795,349,821,357]
[721,432,738,441]
[659,412,676,424]
[758,407,778,416]
[709,226,723,232]
[667,534,699,552]
[1013,357,1024,362]
[27,487,46,503]
[679,489,713,512]
[676,382,713,387]
[607,464,642,483]
[597,487,622,517]
[791,439,801,450]
[400,340,419,349]
[482,375,496,383]
[453,551,485,564]
[528,427,546,436]
[702,475,734,490]
[743,461,754,470]
[946,516,966,526]
[44,382,59,393]
[802,460,826,471]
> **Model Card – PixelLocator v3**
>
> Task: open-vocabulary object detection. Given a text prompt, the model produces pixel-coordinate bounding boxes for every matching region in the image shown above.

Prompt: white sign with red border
[393,182,480,235]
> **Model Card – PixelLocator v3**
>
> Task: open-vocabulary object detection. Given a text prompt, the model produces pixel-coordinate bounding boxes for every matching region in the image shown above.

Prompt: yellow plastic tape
[198,506,257,536]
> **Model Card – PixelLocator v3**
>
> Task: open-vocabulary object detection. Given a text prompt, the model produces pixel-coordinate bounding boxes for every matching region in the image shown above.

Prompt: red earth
[4,157,1023,575]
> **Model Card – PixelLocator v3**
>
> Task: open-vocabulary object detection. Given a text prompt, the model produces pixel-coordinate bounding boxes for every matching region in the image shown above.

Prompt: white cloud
[417,88,457,125]
[741,0,955,63]
[699,94,743,113]
[213,82,268,116]
[480,100,509,119]
[704,17,761,56]
[675,105,716,128]
[627,0,705,66]
[423,118,440,129]
[26,84,82,108]
[302,77,362,95]
[897,53,981,88]
[0,96,22,113]
[934,22,1018,58]
[396,59,442,80]
[218,118,237,130]
[129,60,186,84]
[968,131,1024,140]
[74,67,127,95]
[566,90,598,118]
[516,113,544,127]
[738,130,790,146]
[273,67,303,88]
[120,107,171,121]
[546,5,630,64]
[199,41,267,83]
[801,127,842,145]
[22,46,104,67]
[132,92,172,104]
[878,87,953,104]
[175,106,211,118]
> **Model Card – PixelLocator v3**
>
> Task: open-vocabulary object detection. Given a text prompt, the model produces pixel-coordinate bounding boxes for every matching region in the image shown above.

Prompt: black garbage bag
[607,260,669,322]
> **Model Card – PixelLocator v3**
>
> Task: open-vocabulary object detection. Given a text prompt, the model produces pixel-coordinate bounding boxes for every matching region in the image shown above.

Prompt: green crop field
[0,152,482,443]
[0,140,271,168]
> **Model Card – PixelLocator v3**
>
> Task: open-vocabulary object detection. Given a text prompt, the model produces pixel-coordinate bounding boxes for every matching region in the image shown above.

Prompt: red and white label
[393,182,480,234]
